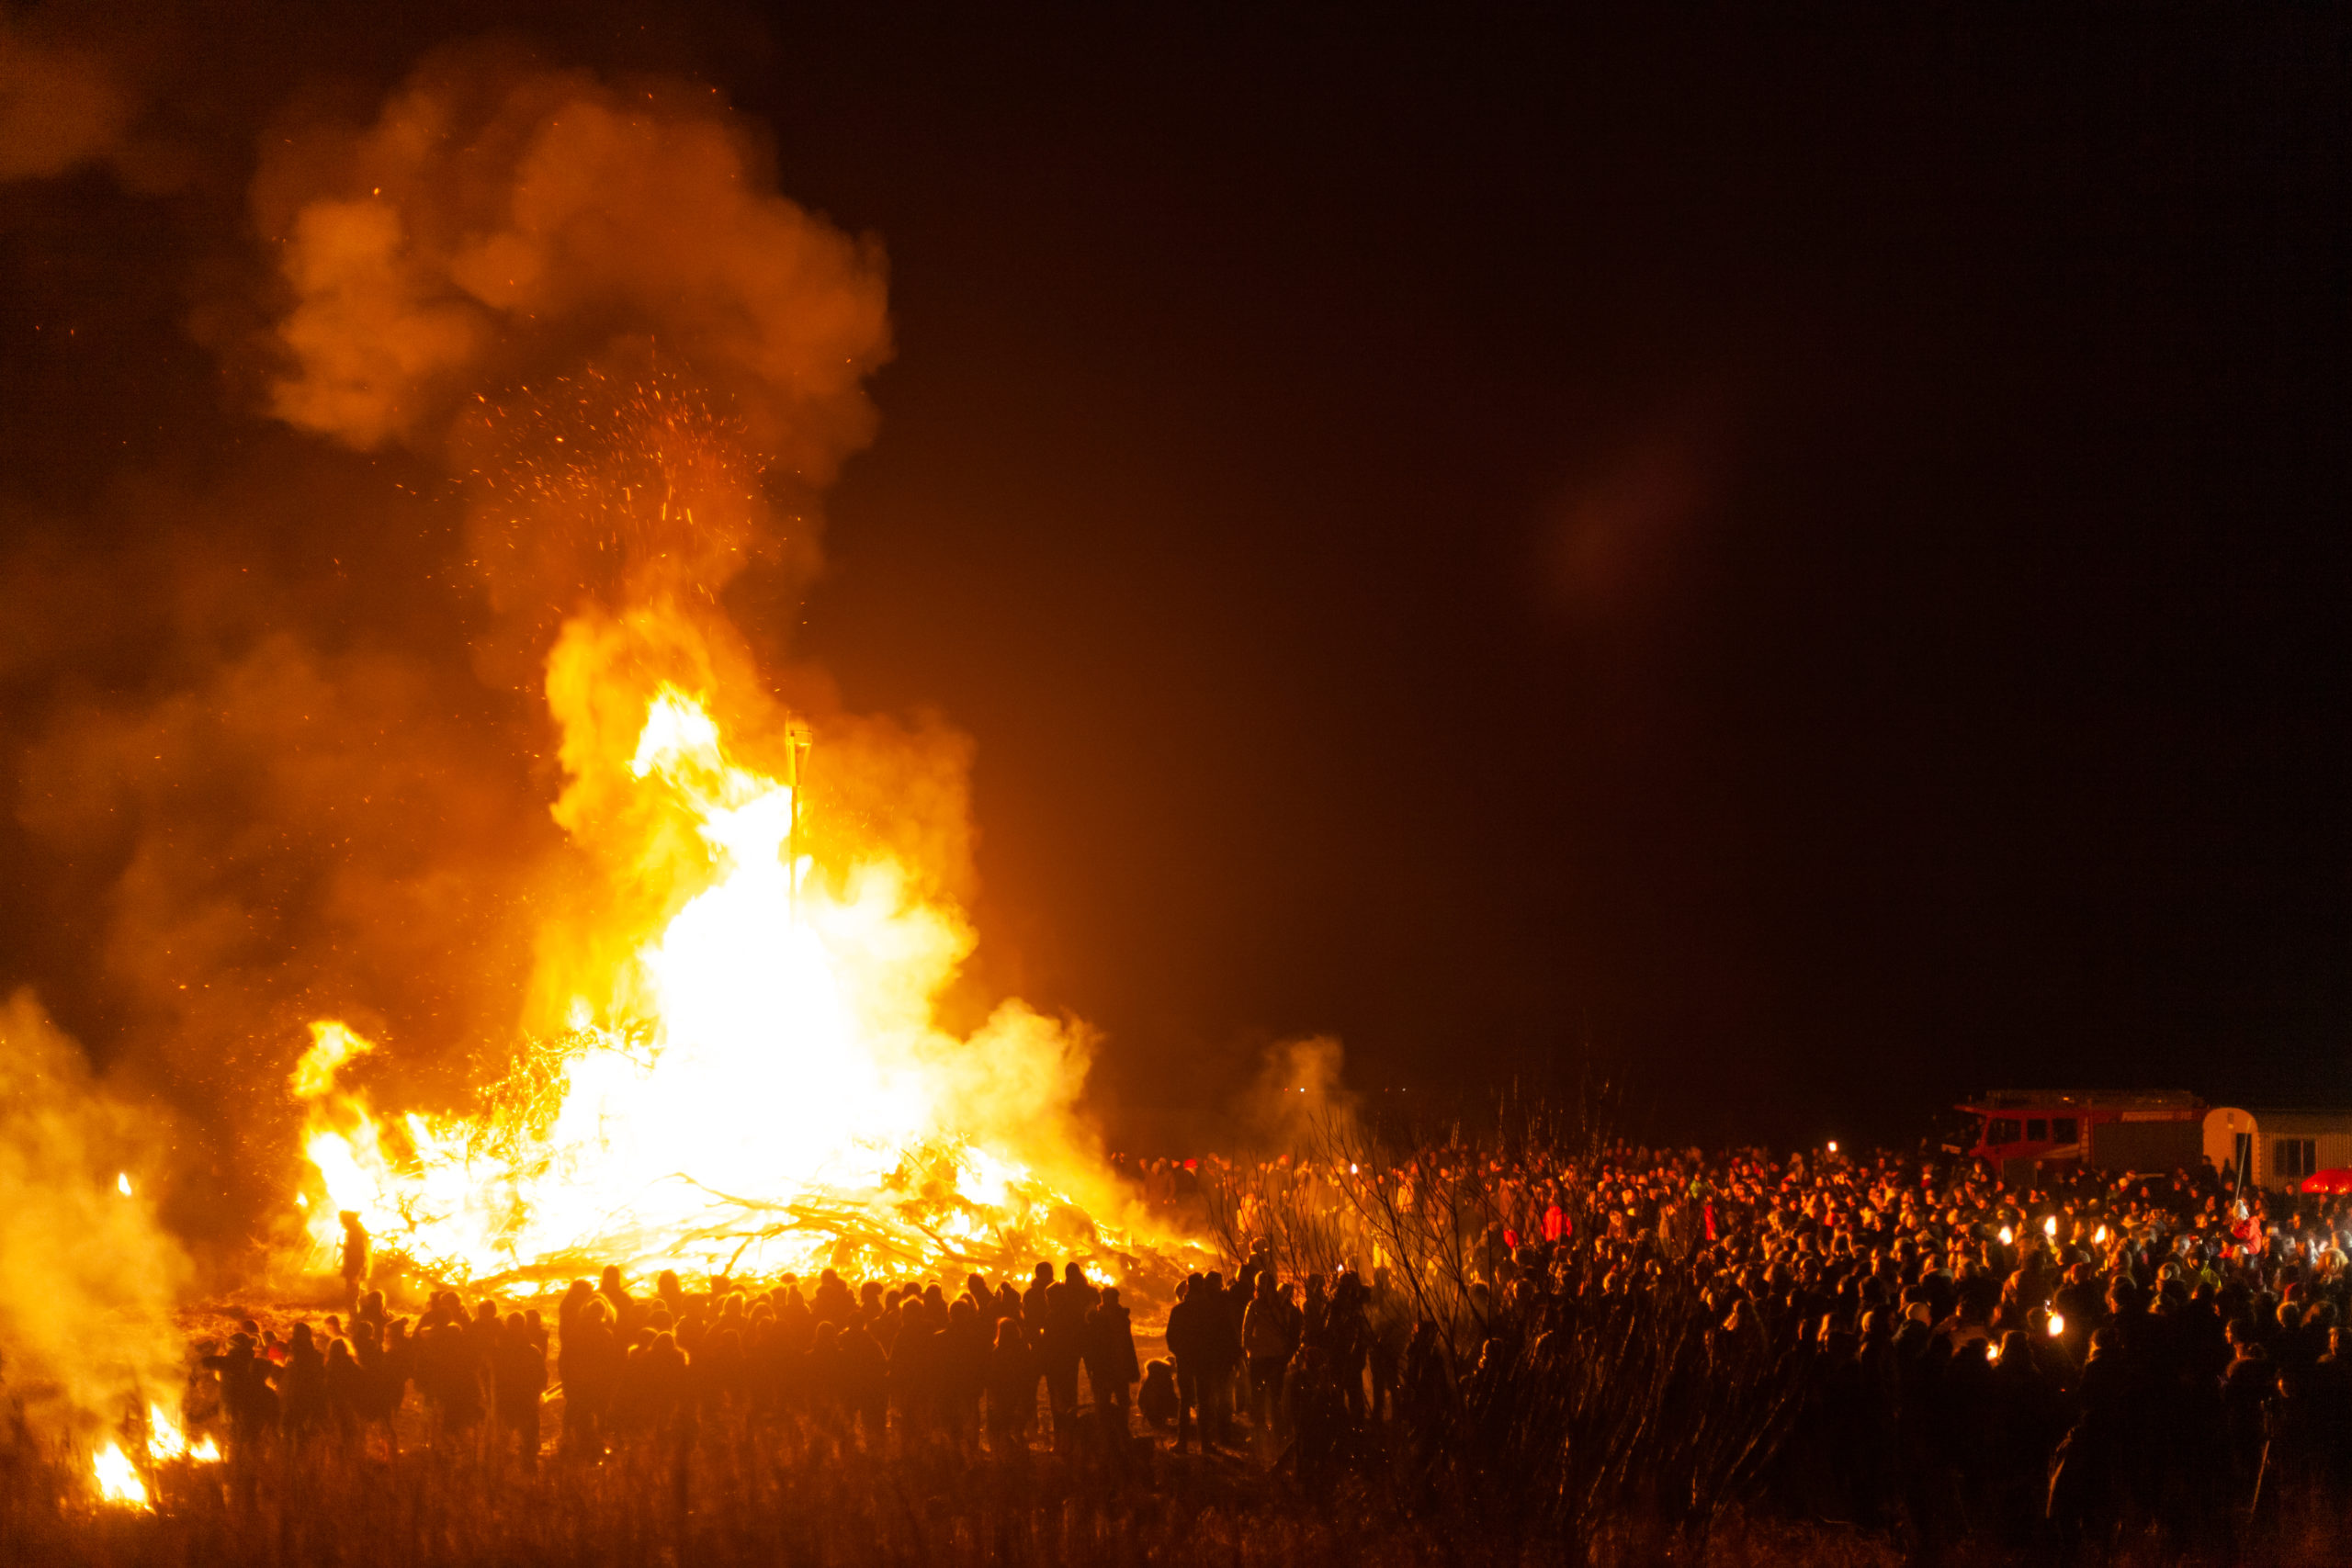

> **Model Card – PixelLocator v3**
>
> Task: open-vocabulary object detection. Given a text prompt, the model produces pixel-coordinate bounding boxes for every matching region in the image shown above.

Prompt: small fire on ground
[92,1442,148,1509]
[90,1402,226,1508]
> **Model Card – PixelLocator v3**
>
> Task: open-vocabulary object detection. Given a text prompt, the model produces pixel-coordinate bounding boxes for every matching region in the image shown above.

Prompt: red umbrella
[2297,1168,2352,1197]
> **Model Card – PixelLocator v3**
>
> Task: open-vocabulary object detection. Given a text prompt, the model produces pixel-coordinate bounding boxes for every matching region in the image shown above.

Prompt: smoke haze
[0,989,191,1438]
[0,28,918,1291]
[0,19,130,181]
[253,41,890,470]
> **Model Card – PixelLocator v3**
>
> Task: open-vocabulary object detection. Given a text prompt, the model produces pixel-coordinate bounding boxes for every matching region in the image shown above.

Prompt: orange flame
[92,1441,148,1508]
[295,666,1156,1289]
[144,1402,220,1465]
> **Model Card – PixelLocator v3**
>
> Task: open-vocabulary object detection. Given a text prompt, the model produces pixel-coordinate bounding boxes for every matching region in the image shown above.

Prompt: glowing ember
[295,678,1147,1288]
[117,1172,131,1197]
[92,1442,149,1508]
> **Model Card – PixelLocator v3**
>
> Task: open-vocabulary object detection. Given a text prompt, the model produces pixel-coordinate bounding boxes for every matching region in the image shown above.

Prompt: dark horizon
[3,5,2348,1167]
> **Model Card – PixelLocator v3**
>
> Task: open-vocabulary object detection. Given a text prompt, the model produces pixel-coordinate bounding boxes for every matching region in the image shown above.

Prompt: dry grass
[11,1422,2352,1568]
[5,1431,1538,1568]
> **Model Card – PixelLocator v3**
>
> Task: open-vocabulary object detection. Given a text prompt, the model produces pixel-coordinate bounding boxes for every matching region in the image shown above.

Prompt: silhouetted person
[419,1310,484,1438]
[1023,1261,1056,1327]
[986,1314,1036,1453]
[280,1322,327,1438]
[2049,1327,2131,1549]
[337,1212,369,1315]
[322,1337,365,1447]
[494,1312,548,1468]
[203,1333,279,1451]
[1138,1359,1180,1432]
[941,1296,989,1446]
[1040,1261,1095,1443]
[1195,1272,1243,1445]
[889,1297,943,1439]
[1292,1343,1350,1494]
[838,1314,888,1446]
[771,1287,814,1415]
[2222,1325,2278,1498]
[596,1265,631,1322]
[1326,1273,1372,1419]
[1243,1271,1301,1447]
[1401,1320,1452,1455]
[1165,1273,1208,1450]
[1083,1286,1140,1432]
[1982,1330,2063,1546]
[805,1320,850,1440]
[812,1269,856,1328]
[1366,1266,1408,1421]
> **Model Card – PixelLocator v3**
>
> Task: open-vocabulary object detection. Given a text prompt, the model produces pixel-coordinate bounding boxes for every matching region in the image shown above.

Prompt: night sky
[4,6,2349,1158]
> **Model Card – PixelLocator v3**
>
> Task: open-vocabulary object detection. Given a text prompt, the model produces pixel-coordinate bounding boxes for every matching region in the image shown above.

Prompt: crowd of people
[191,1258,1162,1466]
[175,1139,2352,1551]
[1162,1136,2352,1543]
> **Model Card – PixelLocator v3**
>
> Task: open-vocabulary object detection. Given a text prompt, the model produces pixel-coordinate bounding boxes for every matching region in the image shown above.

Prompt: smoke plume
[1,35,897,1247]
[1240,1033,1357,1152]
[252,42,890,475]
[0,990,191,1438]
[4,21,1138,1324]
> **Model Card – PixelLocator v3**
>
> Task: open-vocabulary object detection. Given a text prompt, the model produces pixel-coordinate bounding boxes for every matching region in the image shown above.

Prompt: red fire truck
[1957,1089,2205,1185]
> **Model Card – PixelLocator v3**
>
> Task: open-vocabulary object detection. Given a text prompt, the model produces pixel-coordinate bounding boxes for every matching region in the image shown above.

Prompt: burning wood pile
[288,670,1170,1295]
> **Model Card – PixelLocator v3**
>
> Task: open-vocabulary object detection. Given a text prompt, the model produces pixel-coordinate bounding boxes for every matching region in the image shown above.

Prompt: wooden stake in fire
[785,718,812,923]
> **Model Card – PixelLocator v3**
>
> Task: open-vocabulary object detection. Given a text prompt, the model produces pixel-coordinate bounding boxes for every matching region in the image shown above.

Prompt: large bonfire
[288,389,1165,1294]
[0,50,1201,1509]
